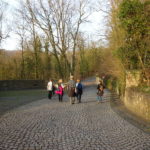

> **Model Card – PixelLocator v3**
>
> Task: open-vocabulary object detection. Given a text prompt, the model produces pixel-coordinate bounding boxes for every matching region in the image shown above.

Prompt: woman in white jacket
[47,79,53,99]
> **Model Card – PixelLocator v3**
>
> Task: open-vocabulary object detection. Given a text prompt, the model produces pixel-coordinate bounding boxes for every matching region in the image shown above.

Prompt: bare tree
[0,0,9,46]
[14,6,28,79]
[17,0,43,79]
[70,0,91,74]
[21,0,91,78]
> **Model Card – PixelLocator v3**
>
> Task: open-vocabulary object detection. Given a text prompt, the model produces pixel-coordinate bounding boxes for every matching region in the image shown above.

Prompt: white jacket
[47,81,53,91]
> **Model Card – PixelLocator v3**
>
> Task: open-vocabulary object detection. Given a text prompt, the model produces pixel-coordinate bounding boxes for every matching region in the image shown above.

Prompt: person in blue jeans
[76,79,83,103]
[97,80,104,103]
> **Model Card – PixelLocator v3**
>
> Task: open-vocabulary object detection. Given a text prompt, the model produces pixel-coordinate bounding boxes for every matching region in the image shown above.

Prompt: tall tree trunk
[21,37,25,79]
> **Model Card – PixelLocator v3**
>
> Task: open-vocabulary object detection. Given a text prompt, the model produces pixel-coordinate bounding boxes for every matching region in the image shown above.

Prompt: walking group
[47,76,83,104]
[47,75,105,104]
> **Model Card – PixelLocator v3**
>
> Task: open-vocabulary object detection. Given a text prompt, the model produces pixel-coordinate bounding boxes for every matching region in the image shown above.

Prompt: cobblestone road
[0,79,150,150]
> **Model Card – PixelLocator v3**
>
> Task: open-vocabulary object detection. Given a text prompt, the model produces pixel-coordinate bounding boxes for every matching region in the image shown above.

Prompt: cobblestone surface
[0,79,150,150]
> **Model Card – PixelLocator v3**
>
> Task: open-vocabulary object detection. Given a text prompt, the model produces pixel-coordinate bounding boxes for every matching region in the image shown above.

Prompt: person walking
[58,79,65,89]
[47,79,53,99]
[76,79,83,103]
[51,79,56,95]
[97,80,104,103]
[55,83,64,102]
[101,75,106,88]
[68,76,76,104]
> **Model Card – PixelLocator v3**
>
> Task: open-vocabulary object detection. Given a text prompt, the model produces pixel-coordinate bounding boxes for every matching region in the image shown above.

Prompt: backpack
[77,83,82,90]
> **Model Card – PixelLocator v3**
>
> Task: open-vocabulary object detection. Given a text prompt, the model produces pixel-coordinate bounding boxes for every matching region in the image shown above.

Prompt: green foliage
[119,0,146,35]
[105,75,125,96]
[117,0,150,77]
[75,47,103,78]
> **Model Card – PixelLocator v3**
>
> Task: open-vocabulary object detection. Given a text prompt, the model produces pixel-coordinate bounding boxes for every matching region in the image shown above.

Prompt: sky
[1,0,19,50]
[1,0,109,51]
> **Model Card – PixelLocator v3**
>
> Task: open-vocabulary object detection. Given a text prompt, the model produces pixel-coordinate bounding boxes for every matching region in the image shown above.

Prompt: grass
[0,89,47,117]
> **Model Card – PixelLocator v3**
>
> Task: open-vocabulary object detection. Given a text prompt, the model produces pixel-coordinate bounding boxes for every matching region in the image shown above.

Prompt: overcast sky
[1,0,110,50]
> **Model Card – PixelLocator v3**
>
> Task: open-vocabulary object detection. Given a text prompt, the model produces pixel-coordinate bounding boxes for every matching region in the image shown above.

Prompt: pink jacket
[55,86,63,95]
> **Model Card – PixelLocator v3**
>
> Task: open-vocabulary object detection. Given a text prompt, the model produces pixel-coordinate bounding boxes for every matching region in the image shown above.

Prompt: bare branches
[14,0,92,77]
[0,0,10,46]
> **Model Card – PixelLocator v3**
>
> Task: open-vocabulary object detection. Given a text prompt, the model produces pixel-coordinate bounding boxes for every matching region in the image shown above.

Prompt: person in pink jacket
[55,83,64,102]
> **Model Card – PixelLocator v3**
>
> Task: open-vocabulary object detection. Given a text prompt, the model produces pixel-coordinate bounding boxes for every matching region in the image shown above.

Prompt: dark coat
[97,89,104,96]
[68,80,76,97]
[76,83,83,95]
[97,83,104,90]
[68,87,76,97]
[97,83,104,96]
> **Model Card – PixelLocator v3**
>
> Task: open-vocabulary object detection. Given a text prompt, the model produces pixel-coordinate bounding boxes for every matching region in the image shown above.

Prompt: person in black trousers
[76,79,83,103]
[97,80,105,103]
[47,79,53,99]
[55,83,64,102]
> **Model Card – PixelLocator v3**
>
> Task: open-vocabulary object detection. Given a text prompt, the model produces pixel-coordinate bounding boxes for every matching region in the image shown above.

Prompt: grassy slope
[0,89,47,116]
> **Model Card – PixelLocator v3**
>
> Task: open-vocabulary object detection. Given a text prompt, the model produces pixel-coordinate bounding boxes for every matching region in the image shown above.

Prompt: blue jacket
[76,83,83,95]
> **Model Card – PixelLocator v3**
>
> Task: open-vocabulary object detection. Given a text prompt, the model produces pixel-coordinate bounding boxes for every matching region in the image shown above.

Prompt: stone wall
[0,80,46,91]
[126,70,141,88]
[122,70,150,122]
[109,70,150,122]
[123,88,150,121]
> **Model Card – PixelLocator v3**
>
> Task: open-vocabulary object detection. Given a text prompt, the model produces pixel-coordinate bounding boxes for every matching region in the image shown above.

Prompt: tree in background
[0,0,108,81]
[1,0,149,86]
[104,0,150,93]
[0,0,10,46]
[118,0,150,84]
[22,0,91,78]
[15,7,27,79]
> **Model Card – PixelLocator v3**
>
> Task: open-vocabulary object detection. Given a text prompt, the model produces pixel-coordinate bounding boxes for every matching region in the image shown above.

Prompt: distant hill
[0,49,21,57]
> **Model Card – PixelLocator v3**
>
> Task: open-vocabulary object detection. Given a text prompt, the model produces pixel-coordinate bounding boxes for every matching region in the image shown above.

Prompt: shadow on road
[110,92,150,134]
[0,89,47,117]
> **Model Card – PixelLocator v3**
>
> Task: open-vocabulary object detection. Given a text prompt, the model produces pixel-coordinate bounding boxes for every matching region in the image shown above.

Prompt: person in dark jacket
[67,76,76,104]
[97,80,104,103]
[75,79,83,103]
